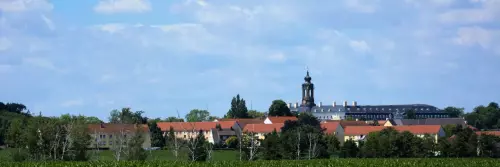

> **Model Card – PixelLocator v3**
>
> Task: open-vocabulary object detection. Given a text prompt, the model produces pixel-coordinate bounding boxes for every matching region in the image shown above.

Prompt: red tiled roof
[266,116,298,123]
[344,125,442,136]
[324,120,370,127]
[157,121,236,132]
[217,118,264,128]
[476,131,500,136]
[321,122,341,134]
[243,123,284,133]
[88,123,149,133]
[378,120,387,125]
[468,125,479,131]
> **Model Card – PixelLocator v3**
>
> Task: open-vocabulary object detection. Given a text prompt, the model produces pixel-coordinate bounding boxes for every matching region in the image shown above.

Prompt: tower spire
[301,68,315,109]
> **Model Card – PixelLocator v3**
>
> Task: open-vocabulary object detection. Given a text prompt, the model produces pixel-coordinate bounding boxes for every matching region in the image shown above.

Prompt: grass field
[0,148,240,161]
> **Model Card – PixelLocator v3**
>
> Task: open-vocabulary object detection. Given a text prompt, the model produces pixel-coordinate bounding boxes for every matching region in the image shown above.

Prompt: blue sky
[1,0,499,121]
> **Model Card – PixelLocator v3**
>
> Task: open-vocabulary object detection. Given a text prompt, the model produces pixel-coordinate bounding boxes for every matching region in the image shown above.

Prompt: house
[264,116,297,124]
[243,123,284,140]
[476,131,500,136]
[88,123,151,149]
[157,121,240,144]
[214,118,264,129]
[344,125,444,144]
[321,122,344,144]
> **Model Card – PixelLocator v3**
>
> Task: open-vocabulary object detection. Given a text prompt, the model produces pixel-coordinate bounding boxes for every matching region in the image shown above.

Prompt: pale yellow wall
[383,121,393,126]
[90,131,151,149]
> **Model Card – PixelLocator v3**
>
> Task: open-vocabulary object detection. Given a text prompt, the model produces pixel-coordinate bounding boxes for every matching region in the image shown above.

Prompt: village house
[157,121,240,144]
[264,116,298,124]
[214,118,264,129]
[88,123,151,149]
[344,125,445,145]
[320,122,344,144]
[243,123,284,140]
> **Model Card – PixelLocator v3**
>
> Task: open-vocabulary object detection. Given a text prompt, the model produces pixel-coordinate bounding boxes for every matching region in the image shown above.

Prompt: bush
[225,136,238,149]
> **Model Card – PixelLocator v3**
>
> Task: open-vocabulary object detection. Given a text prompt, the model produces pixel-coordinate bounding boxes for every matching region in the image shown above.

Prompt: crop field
[0,159,499,167]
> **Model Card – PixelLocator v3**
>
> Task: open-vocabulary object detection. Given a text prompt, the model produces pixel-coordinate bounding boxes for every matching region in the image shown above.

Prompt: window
[109,135,112,138]
[321,109,324,112]
[109,141,113,145]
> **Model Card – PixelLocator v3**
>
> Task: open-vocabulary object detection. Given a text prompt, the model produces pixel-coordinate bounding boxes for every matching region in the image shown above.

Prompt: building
[214,118,264,129]
[243,123,284,140]
[88,123,151,149]
[321,122,345,144]
[393,118,467,126]
[157,121,240,144]
[343,125,445,145]
[289,70,449,120]
[264,116,298,124]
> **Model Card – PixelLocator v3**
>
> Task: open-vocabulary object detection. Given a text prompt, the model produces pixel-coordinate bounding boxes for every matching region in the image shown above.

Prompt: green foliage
[149,122,165,148]
[477,134,500,158]
[268,100,292,116]
[444,107,465,118]
[125,128,149,161]
[404,109,417,119]
[109,108,147,124]
[185,109,210,122]
[260,130,281,160]
[324,134,340,157]
[225,136,238,149]
[465,102,500,130]
[164,117,184,122]
[226,94,249,118]
[0,159,500,167]
[248,110,265,119]
[187,130,207,161]
[340,139,359,158]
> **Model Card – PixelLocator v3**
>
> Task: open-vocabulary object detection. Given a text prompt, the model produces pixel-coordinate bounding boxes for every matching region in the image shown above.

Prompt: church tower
[301,70,316,109]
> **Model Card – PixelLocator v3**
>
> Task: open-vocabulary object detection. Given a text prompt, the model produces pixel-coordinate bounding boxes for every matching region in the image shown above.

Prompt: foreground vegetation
[0,159,499,167]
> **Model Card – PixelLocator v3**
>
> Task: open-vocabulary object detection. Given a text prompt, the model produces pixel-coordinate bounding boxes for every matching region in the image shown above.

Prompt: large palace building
[288,70,449,121]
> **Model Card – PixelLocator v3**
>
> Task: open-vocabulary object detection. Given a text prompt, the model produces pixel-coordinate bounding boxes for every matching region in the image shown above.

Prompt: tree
[371,120,380,126]
[109,108,147,124]
[167,126,181,159]
[478,134,500,158]
[185,109,210,122]
[260,130,281,160]
[248,110,265,119]
[444,107,465,118]
[187,130,207,161]
[268,100,293,116]
[164,117,184,122]
[149,122,165,148]
[340,139,359,158]
[405,109,417,119]
[324,134,341,157]
[226,94,249,118]
[208,116,219,121]
[125,127,148,161]
[225,136,238,149]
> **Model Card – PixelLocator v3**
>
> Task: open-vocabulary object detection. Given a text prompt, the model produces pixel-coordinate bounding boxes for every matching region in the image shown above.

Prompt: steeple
[301,68,316,109]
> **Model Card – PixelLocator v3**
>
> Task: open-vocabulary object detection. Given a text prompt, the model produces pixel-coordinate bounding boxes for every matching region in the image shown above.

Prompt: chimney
[287,103,291,108]
[333,101,336,107]
[319,102,322,107]
[100,123,104,128]
[386,118,389,121]
[352,101,357,107]
[343,101,347,107]
[294,102,298,108]
[355,118,359,121]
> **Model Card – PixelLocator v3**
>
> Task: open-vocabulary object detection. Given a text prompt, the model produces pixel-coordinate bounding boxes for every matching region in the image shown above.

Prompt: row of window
[98,134,127,139]
[316,114,449,120]
[312,107,437,112]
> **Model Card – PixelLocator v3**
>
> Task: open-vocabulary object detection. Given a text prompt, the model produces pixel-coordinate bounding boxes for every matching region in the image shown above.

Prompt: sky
[0,0,499,121]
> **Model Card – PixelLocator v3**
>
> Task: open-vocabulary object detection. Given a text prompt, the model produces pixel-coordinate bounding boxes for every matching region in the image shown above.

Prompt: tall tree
[125,127,148,161]
[268,100,293,116]
[108,108,147,124]
[185,109,210,122]
[260,130,281,160]
[248,110,265,119]
[226,94,249,118]
[444,107,465,118]
[149,122,165,148]
[405,109,417,119]
[164,117,184,122]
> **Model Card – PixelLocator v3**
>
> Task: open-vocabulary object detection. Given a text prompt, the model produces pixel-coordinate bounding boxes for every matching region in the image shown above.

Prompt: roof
[217,118,264,128]
[243,123,284,133]
[344,125,442,136]
[266,116,297,124]
[378,120,387,125]
[396,118,466,126]
[323,120,370,127]
[476,131,500,136]
[157,121,236,132]
[321,122,341,134]
[88,123,149,133]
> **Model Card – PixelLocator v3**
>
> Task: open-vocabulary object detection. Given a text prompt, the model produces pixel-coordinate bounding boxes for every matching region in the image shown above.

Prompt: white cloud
[453,26,497,49]
[0,0,53,12]
[61,99,84,107]
[438,0,500,24]
[95,23,127,34]
[0,37,12,51]
[94,0,151,14]
[22,57,57,71]
[40,14,55,31]
[349,40,371,53]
